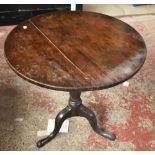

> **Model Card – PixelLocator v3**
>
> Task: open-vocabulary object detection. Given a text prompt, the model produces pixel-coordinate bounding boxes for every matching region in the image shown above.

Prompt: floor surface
[83,4,155,16]
[0,14,155,151]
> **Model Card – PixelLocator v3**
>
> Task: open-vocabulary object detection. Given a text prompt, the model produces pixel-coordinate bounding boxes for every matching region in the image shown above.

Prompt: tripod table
[4,11,147,148]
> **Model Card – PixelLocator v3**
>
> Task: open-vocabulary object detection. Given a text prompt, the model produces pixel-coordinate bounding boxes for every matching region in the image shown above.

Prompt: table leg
[36,91,116,148]
[36,105,72,148]
[69,92,116,141]
[78,104,116,141]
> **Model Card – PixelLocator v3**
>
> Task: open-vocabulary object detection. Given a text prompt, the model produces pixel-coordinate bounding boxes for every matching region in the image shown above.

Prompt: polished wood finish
[4,11,147,148]
[4,11,147,91]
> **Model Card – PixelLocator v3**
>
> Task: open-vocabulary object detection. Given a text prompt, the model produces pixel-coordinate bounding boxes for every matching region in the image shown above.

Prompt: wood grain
[4,11,147,91]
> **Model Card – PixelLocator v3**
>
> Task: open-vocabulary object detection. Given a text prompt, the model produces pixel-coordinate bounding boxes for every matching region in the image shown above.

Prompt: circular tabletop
[5,11,147,91]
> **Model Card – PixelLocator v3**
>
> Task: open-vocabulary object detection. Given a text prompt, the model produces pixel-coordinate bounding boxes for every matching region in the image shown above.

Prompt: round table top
[5,11,147,91]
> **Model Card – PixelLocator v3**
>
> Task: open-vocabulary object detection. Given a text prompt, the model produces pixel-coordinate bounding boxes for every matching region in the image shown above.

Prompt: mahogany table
[4,11,147,148]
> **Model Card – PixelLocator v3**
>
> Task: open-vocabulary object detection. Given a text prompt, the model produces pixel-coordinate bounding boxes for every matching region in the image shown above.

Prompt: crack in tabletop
[28,19,94,82]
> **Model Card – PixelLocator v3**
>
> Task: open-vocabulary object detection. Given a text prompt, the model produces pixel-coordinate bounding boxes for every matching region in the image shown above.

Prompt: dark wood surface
[4,11,147,91]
